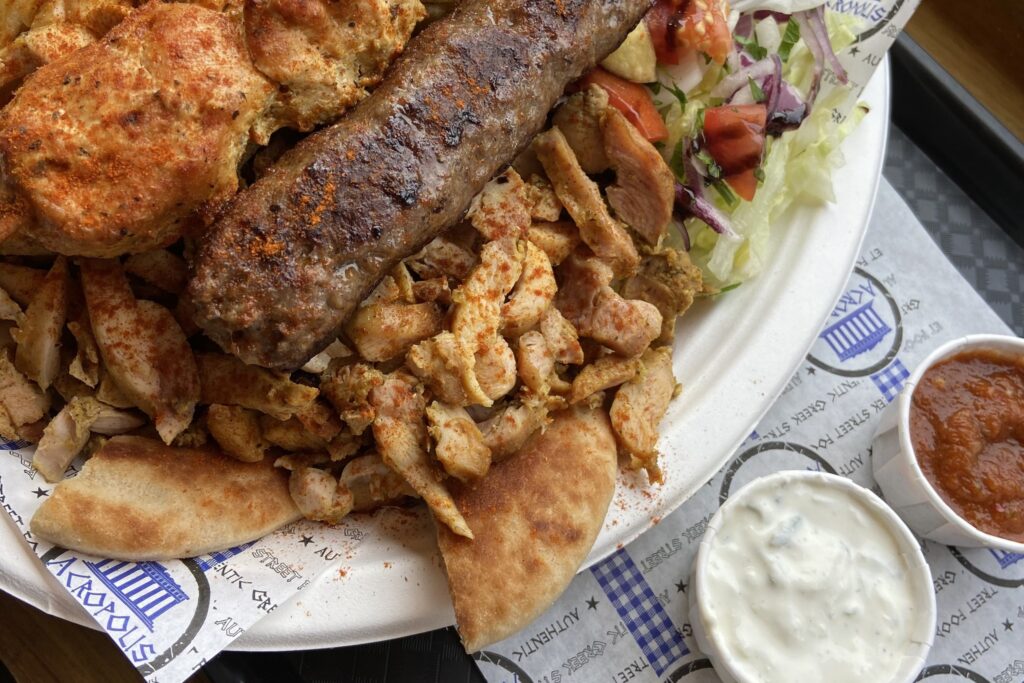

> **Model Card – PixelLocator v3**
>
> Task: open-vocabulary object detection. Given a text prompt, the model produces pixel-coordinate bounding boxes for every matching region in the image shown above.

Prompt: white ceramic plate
[0,63,889,650]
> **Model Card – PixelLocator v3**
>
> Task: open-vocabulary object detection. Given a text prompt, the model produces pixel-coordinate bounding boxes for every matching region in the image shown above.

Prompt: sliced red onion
[711,57,777,99]
[687,145,709,179]
[675,216,692,251]
[794,7,848,86]
[667,144,733,240]
[674,181,736,238]
[764,54,783,113]
[734,13,754,39]
[726,53,782,113]
[752,10,792,22]
[766,80,808,134]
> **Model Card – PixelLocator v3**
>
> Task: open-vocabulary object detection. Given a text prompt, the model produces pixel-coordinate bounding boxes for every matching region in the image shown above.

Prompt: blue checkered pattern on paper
[871,358,910,402]
[194,541,255,572]
[590,549,688,676]
[1,438,29,451]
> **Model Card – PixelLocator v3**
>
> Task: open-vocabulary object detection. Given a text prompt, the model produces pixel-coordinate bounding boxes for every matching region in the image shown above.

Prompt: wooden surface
[906,0,1024,141]
[0,591,210,683]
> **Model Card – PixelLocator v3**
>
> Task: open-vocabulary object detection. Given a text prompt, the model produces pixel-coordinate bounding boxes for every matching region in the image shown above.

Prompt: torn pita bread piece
[31,435,300,560]
[436,405,618,652]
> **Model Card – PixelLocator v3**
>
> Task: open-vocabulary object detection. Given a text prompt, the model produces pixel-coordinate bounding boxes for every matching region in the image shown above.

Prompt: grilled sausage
[189,0,653,370]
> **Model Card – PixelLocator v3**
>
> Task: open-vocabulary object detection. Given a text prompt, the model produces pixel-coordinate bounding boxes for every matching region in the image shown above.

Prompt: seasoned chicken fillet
[0,0,424,257]
[0,3,273,257]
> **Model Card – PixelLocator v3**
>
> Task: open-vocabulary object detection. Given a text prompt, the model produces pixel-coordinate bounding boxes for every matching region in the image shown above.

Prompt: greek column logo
[819,299,892,362]
[84,560,189,631]
[808,267,902,377]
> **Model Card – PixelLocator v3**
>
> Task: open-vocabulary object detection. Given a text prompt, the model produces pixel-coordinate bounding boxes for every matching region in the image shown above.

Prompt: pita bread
[31,436,300,560]
[436,406,618,652]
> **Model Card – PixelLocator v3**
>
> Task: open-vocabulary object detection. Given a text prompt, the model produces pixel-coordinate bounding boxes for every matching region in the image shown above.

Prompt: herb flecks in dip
[910,349,1024,542]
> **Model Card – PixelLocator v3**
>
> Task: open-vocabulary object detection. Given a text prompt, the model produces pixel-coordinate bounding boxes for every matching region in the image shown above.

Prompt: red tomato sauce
[910,349,1024,542]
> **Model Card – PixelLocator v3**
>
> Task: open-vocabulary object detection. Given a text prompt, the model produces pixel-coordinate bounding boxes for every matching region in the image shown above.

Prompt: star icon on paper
[299,535,314,546]
[676,580,687,593]
[31,487,49,498]
[806,366,817,376]
[1003,619,1014,632]
[586,597,599,610]
[849,46,861,57]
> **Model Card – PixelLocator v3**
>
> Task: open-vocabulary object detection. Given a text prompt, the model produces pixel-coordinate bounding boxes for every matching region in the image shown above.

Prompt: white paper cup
[689,470,935,683]
[872,334,1024,552]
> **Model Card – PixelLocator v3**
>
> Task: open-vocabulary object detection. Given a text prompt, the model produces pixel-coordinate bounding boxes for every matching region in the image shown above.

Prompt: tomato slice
[578,68,668,143]
[724,169,758,202]
[645,0,732,65]
[703,104,767,177]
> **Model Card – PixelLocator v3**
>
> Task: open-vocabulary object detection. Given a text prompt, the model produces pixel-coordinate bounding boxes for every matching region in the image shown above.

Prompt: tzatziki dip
[691,471,935,683]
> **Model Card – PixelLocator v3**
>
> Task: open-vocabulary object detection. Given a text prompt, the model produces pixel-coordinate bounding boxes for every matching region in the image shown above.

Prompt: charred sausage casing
[189,0,653,370]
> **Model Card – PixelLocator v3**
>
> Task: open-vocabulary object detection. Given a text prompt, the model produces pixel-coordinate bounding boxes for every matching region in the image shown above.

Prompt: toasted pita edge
[436,405,618,652]
[30,435,301,560]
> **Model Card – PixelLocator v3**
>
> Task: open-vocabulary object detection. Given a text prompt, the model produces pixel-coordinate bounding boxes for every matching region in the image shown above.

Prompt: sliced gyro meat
[467,169,532,241]
[196,351,317,420]
[451,237,525,405]
[622,247,706,343]
[610,347,677,483]
[95,367,133,409]
[341,454,417,512]
[569,354,641,405]
[539,307,585,366]
[370,377,472,537]
[260,414,329,452]
[0,263,45,306]
[473,341,517,404]
[555,251,662,357]
[534,127,639,277]
[293,399,344,442]
[345,301,444,362]
[319,361,384,435]
[411,277,452,305]
[207,404,270,463]
[406,236,478,282]
[501,241,557,337]
[527,220,580,266]
[80,259,198,444]
[289,467,355,524]
[602,108,675,245]
[550,85,610,174]
[515,332,556,396]
[426,401,491,483]
[478,394,551,463]
[0,349,50,439]
[67,312,100,388]
[524,175,563,223]
[33,396,143,482]
[12,255,68,390]
[588,288,663,358]
[124,250,188,295]
[406,332,471,406]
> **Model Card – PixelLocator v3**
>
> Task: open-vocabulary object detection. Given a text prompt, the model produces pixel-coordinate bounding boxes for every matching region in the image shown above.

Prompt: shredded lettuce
[666,9,866,288]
